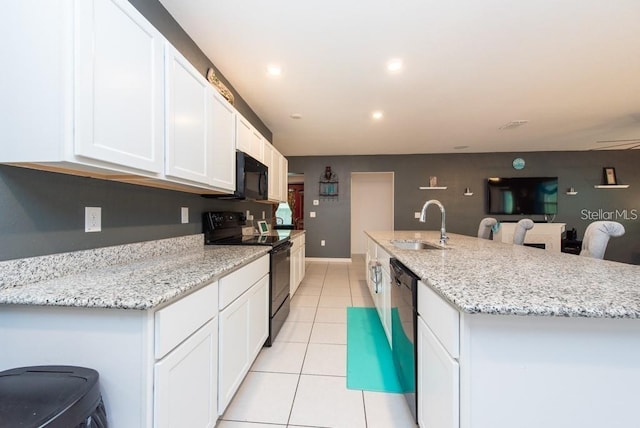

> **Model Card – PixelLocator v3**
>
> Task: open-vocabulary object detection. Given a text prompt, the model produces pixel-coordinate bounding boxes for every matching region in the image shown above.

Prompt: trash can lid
[0,365,102,428]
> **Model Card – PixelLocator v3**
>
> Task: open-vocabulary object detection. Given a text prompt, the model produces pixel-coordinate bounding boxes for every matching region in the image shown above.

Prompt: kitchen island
[0,234,271,427]
[366,230,640,428]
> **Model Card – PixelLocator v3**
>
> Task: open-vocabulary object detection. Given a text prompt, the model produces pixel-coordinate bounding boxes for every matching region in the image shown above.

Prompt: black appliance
[204,151,268,200]
[203,211,291,346]
[486,177,558,215]
[390,258,419,423]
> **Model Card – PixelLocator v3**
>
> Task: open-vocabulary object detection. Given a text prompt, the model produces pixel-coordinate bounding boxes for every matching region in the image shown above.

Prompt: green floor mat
[346,307,402,393]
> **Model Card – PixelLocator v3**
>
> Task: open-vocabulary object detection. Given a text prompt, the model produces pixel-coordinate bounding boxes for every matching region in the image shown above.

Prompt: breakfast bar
[366,230,640,428]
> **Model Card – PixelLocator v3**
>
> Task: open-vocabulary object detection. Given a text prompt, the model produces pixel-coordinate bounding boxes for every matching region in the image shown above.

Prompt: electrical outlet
[181,207,189,224]
[321,240,326,246]
[414,212,421,219]
[85,207,101,232]
[310,211,316,218]
[262,211,265,220]
[313,199,319,206]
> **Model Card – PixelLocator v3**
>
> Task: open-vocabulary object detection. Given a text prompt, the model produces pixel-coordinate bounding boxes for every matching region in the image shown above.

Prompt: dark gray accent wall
[127,0,272,142]
[288,151,640,264]
[0,165,270,261]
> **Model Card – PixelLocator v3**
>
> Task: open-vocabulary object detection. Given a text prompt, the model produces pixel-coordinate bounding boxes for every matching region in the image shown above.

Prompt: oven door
[270,241,292,315]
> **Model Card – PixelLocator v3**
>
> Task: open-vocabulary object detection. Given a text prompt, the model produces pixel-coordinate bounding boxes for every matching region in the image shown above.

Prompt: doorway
[350,172,394,255]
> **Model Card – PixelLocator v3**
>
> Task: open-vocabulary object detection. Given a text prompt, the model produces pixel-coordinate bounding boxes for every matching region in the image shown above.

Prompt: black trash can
[0,366,108,428]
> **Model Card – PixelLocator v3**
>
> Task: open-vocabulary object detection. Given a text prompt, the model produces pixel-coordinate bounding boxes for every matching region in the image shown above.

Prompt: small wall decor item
[429,176,438,187]
[603,167,617,185]
[319,166,339,197]
[206,68,235,105]
[512,157,526,170]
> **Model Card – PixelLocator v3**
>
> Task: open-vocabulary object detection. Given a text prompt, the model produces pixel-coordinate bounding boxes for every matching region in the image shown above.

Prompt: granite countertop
[366,230,640,319]
[0,235,270,310]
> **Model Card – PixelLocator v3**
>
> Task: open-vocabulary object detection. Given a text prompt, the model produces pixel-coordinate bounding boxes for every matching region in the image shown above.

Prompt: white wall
[350,172,394,255]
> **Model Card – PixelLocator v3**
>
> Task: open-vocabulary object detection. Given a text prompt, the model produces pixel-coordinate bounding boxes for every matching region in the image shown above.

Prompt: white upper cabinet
[208,89,237,192]
[264,141,288,203]
[164,43,210,184]
[75,0,164,173]
[1,0,249,195]
[281,155,288,203]
[236,115,264,163]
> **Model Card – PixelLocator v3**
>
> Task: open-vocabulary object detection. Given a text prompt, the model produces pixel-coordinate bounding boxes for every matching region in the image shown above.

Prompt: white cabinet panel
[248,275,269,359]
[154,281,218,359]
[418,281,460,358]
[218,289,250,413]
[218,256,269,414]
[281,156,288,203]
[418,316,459,428]
[164,43,210,184]
[236,115,264,163]
[209,90,236,192]
[154,318,218,428]
[75,0,164,173]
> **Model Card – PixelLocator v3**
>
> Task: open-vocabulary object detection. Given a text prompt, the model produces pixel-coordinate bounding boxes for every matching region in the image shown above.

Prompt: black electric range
[203,211,291,346]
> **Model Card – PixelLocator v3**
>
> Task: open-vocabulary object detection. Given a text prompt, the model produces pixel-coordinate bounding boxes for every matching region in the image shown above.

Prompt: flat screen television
[486,177,558,215]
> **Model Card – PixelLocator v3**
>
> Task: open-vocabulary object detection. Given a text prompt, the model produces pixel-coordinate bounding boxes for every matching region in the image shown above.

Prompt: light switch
[181,207,189,224]
[310,211,316,218]
[313,199,319,206]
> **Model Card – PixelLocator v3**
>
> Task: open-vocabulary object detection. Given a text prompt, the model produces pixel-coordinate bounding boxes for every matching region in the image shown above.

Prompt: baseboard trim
[305,257,352,263]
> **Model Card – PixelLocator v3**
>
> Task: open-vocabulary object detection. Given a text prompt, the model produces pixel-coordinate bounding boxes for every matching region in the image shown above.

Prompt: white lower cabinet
[418,316,459,428]
[290,233,306,296]
[0,256,273,427]
[154,318,218,428]
[218,255,270,414]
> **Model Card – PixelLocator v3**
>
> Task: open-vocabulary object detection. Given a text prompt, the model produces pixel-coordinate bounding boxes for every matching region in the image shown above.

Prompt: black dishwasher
[390,258,419,424]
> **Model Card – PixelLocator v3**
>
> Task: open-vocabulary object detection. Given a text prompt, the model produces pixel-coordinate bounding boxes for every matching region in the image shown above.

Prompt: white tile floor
[218,255,416,428]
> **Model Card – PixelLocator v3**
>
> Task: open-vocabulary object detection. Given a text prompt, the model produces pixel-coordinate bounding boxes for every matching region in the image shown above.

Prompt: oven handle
[272,241,293,254]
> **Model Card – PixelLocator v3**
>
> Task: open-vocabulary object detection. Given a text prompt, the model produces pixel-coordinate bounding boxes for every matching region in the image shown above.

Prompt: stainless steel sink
[390,240,449,250]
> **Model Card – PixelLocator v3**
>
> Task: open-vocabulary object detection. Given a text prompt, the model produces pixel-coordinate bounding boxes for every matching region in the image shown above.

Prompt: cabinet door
[218,292,250,413]
[248,275,269,359]
[164,43,210,184]
[236,116,264,163]
[271,149,282,202]
[154,318,218,428]
[381,268,392,345]
[75,0,164,173]
[263,142,276,200]
[209,89,236,192]
[280,156,288,203]
[418,316,459,428]
[290,245,301,296]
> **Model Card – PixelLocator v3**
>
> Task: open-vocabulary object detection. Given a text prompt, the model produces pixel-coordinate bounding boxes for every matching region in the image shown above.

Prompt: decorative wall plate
[206,68,235,105]
[512,157,525,170]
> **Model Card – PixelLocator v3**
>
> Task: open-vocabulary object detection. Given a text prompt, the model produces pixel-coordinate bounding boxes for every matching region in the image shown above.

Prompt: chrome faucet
[420,199,448,245]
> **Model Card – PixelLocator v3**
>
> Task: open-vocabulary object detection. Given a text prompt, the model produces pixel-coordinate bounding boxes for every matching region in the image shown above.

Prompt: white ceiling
[159,0,640,156]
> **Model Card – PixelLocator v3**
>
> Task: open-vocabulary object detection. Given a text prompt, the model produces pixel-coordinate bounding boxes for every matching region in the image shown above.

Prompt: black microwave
[206,151,268,200]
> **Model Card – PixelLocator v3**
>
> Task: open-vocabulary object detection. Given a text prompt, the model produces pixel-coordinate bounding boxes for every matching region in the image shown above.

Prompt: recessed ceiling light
[267,64,282,76]
[372,111,384,120]
[290,113,302,119]
[387,59,403,72]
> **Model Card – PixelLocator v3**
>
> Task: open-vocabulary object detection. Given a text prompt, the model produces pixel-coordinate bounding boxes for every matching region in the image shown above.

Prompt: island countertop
[366,230,640,319]
[0,235,270,310]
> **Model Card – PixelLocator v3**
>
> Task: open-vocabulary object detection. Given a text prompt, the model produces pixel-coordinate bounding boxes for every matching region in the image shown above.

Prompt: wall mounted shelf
[566,191,578,196]
[463,192,474,196]
[419,186,447,190]
[593,185,630,189]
